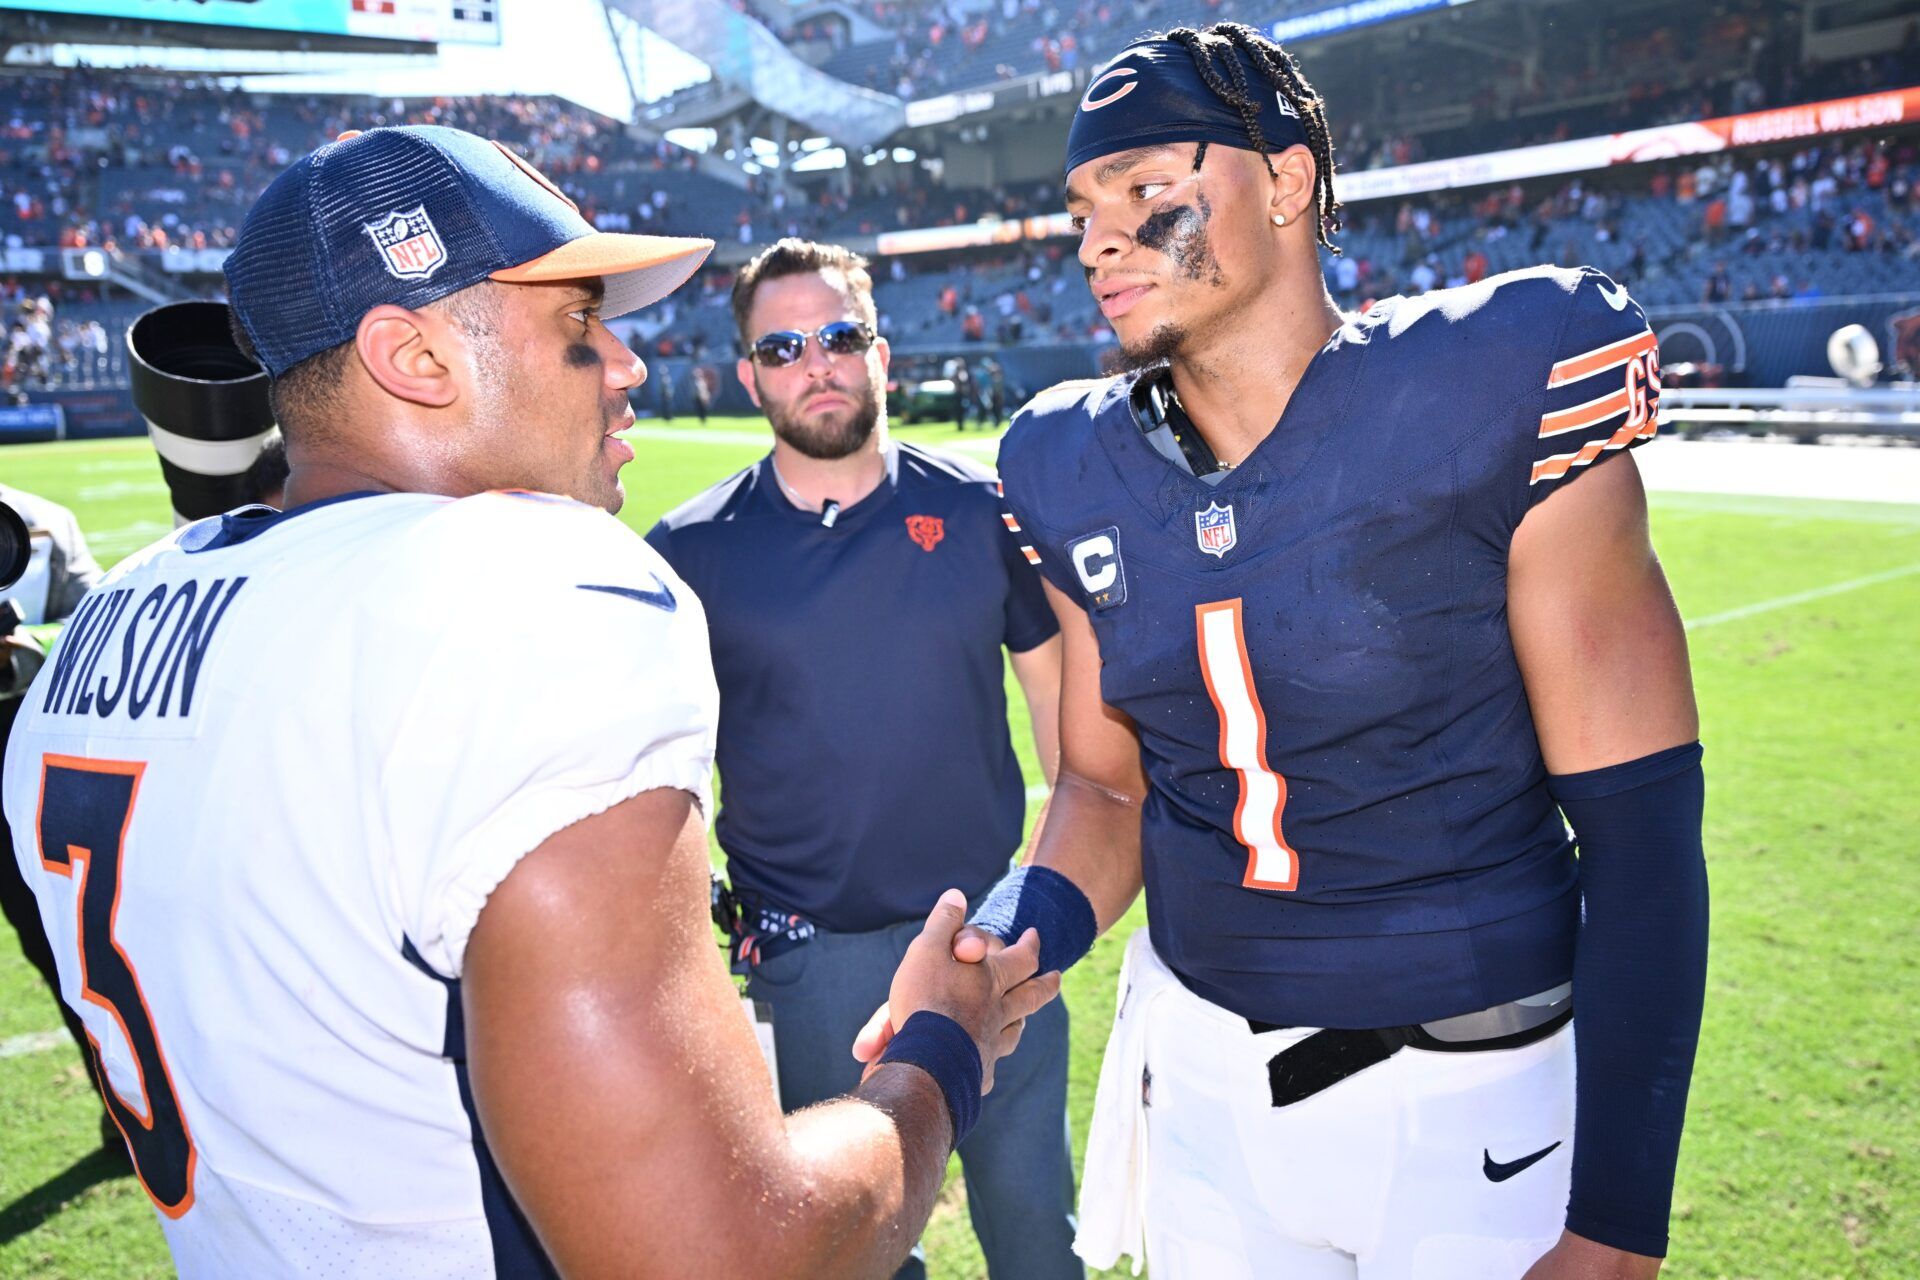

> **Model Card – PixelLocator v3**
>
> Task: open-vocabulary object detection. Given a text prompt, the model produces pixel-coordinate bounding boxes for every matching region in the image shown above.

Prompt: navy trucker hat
[224,126,713,377]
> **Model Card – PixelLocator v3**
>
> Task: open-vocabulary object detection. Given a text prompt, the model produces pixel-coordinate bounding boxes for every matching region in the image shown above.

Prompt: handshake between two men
[855,895,1029,1079]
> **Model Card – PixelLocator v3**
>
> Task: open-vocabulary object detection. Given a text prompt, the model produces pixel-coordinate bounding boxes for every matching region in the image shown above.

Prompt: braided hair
[1163,22,1343,252]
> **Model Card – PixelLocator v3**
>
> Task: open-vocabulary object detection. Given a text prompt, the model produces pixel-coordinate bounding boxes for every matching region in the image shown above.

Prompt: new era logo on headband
[364,205,447,282]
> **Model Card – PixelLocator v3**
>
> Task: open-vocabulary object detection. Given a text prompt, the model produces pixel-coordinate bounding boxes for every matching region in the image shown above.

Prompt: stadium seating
[1,60,1915,385]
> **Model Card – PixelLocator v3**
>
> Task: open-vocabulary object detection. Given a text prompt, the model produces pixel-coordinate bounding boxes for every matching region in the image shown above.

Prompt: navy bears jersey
[1000,265,1661,1029]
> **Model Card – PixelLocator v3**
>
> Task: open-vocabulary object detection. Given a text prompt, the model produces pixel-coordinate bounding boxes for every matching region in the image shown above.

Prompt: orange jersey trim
[1547,329,1657,388]
[1531,415,1657,485]
[1539,385,1632,438]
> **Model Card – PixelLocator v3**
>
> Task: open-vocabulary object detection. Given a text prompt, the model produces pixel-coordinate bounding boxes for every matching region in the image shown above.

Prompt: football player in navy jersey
[858,22,1706,1280]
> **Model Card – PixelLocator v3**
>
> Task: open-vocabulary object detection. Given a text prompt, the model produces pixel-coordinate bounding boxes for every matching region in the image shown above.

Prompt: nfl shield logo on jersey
[1194,502,1237,558]
[364,205,447,282]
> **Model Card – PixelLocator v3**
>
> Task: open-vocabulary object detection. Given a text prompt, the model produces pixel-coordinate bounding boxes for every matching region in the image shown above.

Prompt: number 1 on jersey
[1195,599,1299,891]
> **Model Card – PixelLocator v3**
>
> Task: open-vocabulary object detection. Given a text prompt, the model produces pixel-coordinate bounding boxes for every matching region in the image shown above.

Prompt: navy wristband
[969,865,1097,975]
[879,1011,983,1148]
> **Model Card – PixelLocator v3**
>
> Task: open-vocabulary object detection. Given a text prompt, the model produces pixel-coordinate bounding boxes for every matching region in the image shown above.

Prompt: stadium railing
[1660,385,1920,439]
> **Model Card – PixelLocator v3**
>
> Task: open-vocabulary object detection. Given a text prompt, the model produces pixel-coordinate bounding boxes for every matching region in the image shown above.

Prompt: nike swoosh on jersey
[577,579,676,612]
[1597,281,1631,311]
[1483,1141,1562,1183]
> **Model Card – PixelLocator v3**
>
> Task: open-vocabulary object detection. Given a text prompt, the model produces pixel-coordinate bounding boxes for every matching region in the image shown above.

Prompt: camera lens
[127,301,275,523]
[0,499,28,592]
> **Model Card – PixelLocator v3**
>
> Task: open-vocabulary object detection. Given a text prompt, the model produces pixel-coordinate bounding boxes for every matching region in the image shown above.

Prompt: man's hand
[879,889,1060,1094]
[1,633,44,697]
[853,919,1010,1067]
[1523,1231,1662,1279]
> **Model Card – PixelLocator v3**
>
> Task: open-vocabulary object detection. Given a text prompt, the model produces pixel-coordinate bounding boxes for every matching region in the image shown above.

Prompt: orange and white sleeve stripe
[996,499,1043,565]
[1532,328,1660,486]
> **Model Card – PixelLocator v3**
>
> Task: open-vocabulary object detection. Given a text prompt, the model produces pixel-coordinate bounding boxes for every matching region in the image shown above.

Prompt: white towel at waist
[1073,928,1181,1276]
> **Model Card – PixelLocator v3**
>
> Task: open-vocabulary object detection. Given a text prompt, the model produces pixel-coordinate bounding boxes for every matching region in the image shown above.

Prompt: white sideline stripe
[1683,561,1920,630]
[0,1030,67,1059]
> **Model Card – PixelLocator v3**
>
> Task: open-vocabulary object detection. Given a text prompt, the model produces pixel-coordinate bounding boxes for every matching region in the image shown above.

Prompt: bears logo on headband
[1081,65,1140,111]
[1064,39,1311,178]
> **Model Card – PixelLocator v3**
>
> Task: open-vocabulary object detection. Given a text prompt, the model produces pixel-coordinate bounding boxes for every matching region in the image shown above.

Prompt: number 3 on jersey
[36,754,197,1217]
[1195,600,1299,891]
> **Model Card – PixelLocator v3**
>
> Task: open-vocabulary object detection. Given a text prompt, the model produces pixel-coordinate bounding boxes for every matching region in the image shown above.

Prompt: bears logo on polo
[364,205,447,282]
[906,515,945,552]
[1195,501,1237,558]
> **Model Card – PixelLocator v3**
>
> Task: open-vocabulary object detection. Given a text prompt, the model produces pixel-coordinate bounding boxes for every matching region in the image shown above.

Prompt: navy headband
[1065,39,1311,179]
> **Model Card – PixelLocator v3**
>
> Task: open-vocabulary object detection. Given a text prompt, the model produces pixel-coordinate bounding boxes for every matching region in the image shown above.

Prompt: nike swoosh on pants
[1483,1141,1562,1183]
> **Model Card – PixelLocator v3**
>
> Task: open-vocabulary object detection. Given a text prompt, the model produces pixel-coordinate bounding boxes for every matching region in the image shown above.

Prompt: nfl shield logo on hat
[1194,502,1237,558]
[364,205,447,282]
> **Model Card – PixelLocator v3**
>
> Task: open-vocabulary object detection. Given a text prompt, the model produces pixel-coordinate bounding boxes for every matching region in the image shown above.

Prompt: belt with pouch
[711,872,817,967]
[1256,983,1573,1108]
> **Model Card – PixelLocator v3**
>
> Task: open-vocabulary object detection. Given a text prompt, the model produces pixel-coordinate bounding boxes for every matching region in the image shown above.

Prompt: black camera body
[0,497,28,596]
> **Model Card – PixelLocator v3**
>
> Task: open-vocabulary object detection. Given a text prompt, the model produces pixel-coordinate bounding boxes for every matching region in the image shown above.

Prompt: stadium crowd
[1,14,1917,374]
[0,288,115,396]
[622,131,1920,357]
[795,0,1911,144]
[6,2,1914,261]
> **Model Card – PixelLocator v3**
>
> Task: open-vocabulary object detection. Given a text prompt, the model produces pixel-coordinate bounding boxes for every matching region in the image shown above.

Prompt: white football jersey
[2,490,716,1277]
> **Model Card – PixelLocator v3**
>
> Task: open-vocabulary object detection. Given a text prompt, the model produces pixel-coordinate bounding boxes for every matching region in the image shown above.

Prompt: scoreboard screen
[8,0,501,46]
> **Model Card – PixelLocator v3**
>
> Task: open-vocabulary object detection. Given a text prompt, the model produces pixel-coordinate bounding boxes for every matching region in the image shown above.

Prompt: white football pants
[1076,931,1573,1279]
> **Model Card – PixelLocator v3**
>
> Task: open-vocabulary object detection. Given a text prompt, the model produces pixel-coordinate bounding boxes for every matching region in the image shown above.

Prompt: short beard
[763,380,881,460]
[1105,321,1190,376]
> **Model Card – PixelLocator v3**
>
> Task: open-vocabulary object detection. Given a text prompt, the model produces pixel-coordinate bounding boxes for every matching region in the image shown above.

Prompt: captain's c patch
[1068,527,1127,610]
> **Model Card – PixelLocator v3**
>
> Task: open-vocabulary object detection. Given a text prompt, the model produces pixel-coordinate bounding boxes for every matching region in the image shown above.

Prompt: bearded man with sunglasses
[646,238,1081,1280]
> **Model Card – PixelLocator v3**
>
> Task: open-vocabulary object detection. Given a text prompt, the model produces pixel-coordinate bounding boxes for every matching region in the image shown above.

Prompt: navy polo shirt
[646,442,1059,933]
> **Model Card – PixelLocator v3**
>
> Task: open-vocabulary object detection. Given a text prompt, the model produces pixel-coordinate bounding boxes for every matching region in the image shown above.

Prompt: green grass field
[2,421,1916,1278]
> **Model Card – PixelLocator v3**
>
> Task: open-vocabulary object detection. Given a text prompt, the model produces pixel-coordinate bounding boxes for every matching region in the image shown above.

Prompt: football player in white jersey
[2,126,1058,1278]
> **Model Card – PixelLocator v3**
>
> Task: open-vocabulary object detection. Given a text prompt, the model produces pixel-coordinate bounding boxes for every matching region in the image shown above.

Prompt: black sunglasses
[747,320,876,368]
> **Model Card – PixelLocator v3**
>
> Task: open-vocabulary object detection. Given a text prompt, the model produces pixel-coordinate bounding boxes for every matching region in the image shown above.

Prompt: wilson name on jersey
[1000,266,1659,1029]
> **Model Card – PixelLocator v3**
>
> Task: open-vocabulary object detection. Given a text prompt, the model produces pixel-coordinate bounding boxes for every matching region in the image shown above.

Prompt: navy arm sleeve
[1552,742,1709,1258]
